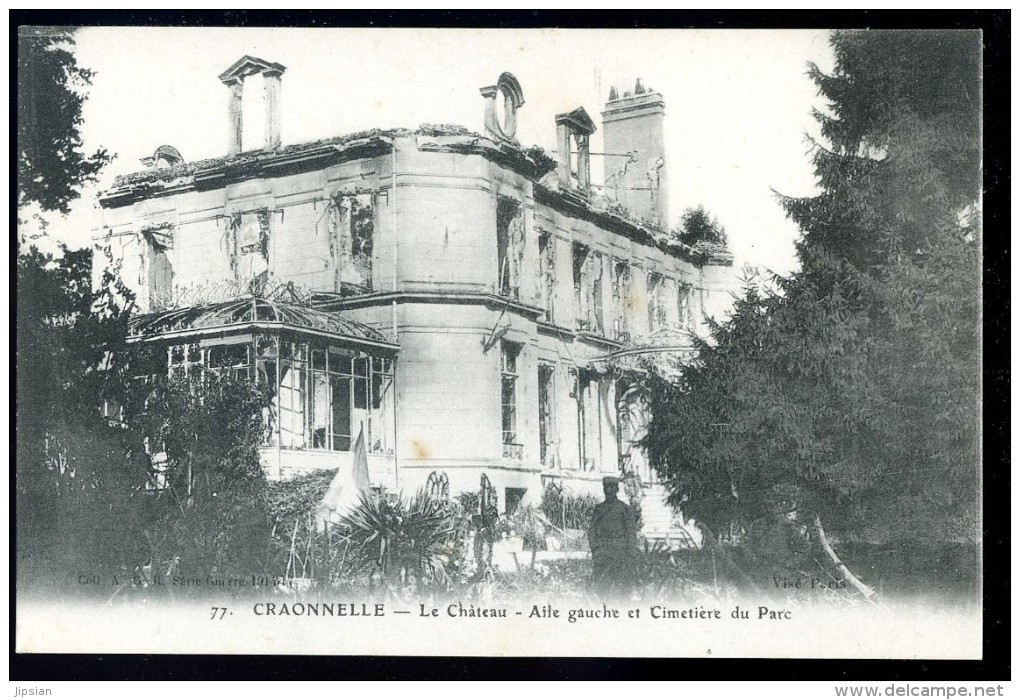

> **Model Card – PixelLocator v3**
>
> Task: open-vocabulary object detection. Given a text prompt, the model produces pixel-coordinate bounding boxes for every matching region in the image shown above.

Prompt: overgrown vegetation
[16,244,273,593]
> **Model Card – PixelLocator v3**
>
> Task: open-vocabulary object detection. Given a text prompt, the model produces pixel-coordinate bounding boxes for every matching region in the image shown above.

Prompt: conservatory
[128,297,399,484]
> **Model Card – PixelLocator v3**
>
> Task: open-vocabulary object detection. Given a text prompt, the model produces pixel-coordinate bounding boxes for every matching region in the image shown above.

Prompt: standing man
[588,476,639,596]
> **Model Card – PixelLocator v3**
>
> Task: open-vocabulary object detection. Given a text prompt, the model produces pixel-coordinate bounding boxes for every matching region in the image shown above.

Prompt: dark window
[505,488,527,516]
[591,252,604,335]
[501,341,521,454]
[538,232,556,320]
[148,246,173,310]
[207,343,251,380]
[538,364,555,466]
[331,375,353,451]
[572,243,589,330]
[329,193,374,293]
[497,197,522,299]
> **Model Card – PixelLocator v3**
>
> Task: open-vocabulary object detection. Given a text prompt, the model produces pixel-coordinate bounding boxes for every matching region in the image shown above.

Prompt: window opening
[569,368,585,470]
[162,335,392,455]
[505,487,527,516]
[572,243,590,331]
[612,260,632,342]
[590,252,604,335]
[579,370,601,472]
[538,232,556,321]
[678,281,694,329]
[328,192,374,293]
[647,272,666,331]
[279,341,307,448]
[501,341,522,459]
[497,197,523,300]
[538,364,556,467]
[228,209,271,288]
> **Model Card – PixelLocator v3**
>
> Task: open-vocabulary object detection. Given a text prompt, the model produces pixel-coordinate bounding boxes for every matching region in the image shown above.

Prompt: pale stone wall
[700,262,738,328]
[96,157,387,312]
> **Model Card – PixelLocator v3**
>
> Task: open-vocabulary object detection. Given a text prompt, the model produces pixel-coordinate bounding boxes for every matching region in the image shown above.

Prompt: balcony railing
[503,443,524,460]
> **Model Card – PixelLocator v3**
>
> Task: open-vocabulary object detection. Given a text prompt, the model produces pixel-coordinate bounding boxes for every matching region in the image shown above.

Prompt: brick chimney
[218,56,287,155]
[601,79,668,228]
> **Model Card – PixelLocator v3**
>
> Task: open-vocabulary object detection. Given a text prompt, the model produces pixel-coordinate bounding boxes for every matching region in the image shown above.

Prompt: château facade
[96,57,734,523]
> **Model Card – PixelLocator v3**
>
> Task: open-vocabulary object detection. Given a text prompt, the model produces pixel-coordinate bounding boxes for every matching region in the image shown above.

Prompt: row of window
[536,231,696,340]
[145,194,693,339]
[143,194,375,311]
[158,336,396,456]
[145,334,636,472]
[496,196,696,340]
[500,341,643,472]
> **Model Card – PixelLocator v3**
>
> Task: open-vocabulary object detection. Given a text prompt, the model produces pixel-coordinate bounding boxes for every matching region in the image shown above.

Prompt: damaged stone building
[96,57,734,535]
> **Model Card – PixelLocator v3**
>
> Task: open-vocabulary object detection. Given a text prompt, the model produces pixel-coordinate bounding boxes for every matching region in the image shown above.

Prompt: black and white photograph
[14,17,997,670]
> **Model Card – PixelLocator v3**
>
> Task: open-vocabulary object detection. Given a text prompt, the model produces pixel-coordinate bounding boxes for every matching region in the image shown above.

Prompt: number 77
[210,607,228,620]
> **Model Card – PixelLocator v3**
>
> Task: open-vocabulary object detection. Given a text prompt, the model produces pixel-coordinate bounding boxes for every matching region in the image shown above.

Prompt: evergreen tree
[677,205,726,247]
[644,30,981,586]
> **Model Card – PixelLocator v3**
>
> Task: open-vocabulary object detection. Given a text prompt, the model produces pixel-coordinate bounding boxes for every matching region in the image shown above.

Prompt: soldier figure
[588,476,638,596]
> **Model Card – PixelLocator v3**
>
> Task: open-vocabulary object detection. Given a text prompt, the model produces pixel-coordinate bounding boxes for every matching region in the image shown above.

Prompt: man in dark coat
[588,476,638,596]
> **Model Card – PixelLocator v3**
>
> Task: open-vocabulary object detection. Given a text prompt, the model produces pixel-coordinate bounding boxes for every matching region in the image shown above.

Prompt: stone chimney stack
[218,56,287,155]
[224,78,244,155]
[601,79,668,228]
[262,67,284,150]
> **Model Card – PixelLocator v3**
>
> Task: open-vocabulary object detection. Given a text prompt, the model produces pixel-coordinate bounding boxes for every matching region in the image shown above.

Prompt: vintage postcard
[15,25,985,659]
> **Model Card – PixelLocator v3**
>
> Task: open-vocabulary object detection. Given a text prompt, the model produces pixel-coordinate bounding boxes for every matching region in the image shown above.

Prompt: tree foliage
[18,27,111,214]
[676,205,727,247]
[644,30,981,550]
[16,246,140,574]
[16,246,271,586]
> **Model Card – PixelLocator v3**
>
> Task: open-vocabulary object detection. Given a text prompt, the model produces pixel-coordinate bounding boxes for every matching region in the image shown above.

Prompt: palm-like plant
[341,488,458,590]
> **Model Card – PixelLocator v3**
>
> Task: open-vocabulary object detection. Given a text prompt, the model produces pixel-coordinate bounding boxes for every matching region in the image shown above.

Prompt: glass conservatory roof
[129,297,397,349]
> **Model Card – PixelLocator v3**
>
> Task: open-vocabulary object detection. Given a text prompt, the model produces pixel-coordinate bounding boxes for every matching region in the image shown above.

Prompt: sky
[31,27,836,277]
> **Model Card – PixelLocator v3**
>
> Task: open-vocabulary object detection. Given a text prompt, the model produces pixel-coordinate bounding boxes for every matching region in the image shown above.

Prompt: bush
[454,490,480,517]
[268,469,335,526]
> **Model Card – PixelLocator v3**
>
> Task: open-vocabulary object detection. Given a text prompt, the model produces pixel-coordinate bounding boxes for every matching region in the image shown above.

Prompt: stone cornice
[99,131,397,209]
[313,290,546,320]
[97,124,733,268]
[99,125,558,209]
[533,183,733,267]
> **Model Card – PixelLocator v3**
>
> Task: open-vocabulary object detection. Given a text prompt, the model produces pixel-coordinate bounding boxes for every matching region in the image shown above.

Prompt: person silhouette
[588,476,638,596]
